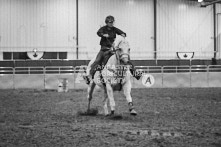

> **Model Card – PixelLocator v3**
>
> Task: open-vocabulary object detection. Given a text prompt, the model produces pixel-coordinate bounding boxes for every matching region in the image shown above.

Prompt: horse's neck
[105,54,128,73]
[105,54,118,67]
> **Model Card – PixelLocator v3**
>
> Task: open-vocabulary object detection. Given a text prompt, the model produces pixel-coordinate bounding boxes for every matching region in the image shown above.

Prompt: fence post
[190,66,192,87]
[13,67,15,89]
[207,65,209,87]
[73,66,76,89]
[161,66,164,87]
[44,66,46,89]
[189,66,191,88]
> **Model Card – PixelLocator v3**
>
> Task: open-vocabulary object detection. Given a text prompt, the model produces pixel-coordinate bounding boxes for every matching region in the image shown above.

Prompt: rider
[89,15,141,80]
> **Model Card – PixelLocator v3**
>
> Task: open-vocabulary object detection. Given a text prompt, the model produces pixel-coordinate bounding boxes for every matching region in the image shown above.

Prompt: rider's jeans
[89,48,113,77]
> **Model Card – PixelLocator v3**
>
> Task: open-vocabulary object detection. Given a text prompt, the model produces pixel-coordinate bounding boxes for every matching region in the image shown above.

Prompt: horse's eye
[128,48,131,52]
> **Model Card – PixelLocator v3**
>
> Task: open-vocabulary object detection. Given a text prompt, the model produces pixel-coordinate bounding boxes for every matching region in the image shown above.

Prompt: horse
[84,38,137,116]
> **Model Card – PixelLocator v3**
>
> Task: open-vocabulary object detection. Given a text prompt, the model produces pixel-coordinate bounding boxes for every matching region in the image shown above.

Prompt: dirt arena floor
[0,88,221,147]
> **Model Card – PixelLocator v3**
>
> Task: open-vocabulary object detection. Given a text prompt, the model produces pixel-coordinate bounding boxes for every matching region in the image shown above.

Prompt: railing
[1,65,221,75]
[135,65,221,73]
[1,65,221,89]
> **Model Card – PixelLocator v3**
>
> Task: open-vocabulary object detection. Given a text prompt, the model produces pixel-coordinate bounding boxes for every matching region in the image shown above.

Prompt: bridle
[106,37,130,61]
[113,44,130,61]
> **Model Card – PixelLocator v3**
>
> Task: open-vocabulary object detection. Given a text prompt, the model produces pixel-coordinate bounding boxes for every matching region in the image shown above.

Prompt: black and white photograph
[0,0,221,146]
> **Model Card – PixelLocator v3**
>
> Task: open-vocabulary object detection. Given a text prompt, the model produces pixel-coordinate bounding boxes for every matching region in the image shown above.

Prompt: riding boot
[84,63,101,85]
[127,61,142,80]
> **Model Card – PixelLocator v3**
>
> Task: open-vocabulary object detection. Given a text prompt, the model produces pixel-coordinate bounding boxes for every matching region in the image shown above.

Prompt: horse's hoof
[130,109,137,116]
[105,113,112,117]
[105,111,114,117]
[78,108,98,116]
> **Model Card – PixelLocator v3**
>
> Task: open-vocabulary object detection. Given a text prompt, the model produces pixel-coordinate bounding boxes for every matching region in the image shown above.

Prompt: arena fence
[0,65,221,89]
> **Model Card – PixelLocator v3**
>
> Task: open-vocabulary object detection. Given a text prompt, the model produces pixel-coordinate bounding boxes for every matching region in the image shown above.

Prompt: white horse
[85,38,137,116]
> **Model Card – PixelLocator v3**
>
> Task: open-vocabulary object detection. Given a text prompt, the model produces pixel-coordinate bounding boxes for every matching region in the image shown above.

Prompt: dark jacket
[97,25,126,49]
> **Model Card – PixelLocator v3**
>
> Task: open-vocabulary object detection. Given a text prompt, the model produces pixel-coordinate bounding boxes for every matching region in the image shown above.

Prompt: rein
[106,37,130,60]
[114,47,130,61]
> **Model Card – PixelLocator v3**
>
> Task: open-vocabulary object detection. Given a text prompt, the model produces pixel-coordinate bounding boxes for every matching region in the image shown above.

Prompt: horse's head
[115,39,130,64]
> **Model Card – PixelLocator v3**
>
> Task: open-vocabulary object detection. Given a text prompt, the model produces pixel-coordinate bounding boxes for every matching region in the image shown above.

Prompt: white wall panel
[157,0,214,59]
[218,14,221,59]
[0,0,217,60]
[0,75,14,89]
[78,0,154,60]
[217,3,221,13]
[0,0,11,48]
[217,4,221,59]
[208,72,221,87]
[14,74,45,89]
[0,0,76,52]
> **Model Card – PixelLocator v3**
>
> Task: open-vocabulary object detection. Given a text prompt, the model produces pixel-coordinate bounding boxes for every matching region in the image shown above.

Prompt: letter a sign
[142,74,155,87]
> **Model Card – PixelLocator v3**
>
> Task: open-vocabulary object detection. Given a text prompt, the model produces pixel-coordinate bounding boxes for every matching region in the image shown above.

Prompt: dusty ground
[0,88,221,147]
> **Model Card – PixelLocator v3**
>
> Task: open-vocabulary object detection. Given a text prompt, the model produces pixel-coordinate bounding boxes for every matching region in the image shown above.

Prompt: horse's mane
[105,38,130,66]
[114,38,130,49]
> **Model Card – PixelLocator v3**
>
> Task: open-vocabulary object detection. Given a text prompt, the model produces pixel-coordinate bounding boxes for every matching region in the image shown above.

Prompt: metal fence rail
[0,65,221,89]
[1,65,221,74]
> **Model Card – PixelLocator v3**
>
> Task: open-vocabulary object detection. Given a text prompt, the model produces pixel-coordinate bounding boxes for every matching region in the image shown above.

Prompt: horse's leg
[87,81,96,112]
[103,89,109,116]
[123,80,137,115]
[106,83,115,115]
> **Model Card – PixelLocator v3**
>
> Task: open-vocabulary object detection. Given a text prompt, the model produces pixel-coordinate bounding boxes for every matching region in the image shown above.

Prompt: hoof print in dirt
[77,108,99,116]
[106,114,123,120]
